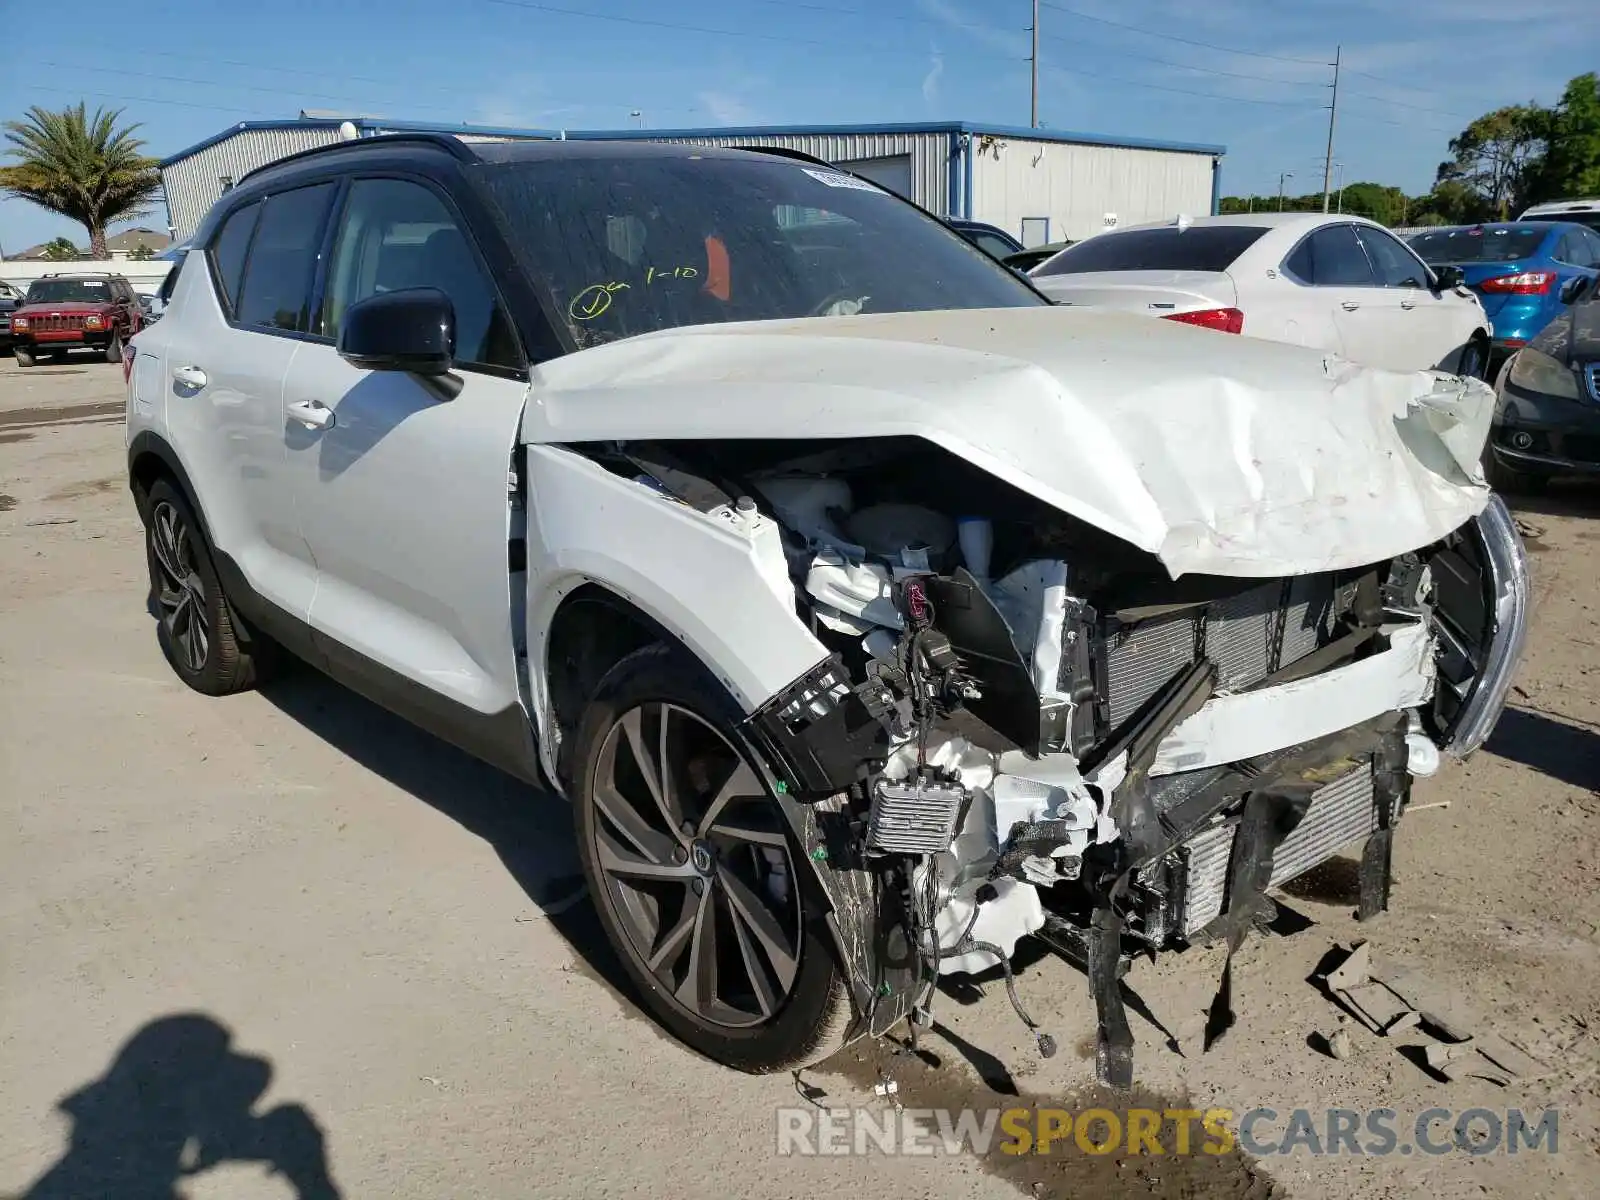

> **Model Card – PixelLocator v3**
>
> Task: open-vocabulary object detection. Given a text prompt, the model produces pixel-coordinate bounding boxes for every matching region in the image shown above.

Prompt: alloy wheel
[150,500,211,673]
[590,702,801,1030]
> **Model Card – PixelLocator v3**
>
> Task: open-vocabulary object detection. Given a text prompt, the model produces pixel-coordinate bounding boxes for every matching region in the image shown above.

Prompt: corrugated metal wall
[161,127,342,240]
[641,131,953,217]
[970,138,1215,243]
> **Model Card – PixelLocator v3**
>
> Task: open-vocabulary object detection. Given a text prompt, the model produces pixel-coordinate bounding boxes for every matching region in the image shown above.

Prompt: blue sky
[2,0,1596,251]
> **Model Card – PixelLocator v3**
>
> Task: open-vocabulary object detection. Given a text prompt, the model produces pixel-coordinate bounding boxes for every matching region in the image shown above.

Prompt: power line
[14,83,262,118]
[1039,1,1330,67]
[1342,89,1473,121]
[482,0,936,53]
[28,60,470,116]
[1050,63,1323,108]
[79,45,500,103]
[1039,28,1328,89]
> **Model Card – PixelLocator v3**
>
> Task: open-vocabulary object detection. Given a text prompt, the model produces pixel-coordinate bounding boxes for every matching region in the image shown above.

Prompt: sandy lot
[2,354,1597,1199]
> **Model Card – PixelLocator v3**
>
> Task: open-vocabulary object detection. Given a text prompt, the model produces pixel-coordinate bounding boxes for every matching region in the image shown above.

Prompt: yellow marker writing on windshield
[570,281,630,321]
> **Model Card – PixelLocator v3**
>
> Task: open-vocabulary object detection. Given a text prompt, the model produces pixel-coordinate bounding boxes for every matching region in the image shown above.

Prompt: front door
[1355,225,1463,372]
[281,176,531,731]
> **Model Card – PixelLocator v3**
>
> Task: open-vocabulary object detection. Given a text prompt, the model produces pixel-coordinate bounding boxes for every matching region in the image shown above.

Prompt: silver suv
[126,134,1528,1084]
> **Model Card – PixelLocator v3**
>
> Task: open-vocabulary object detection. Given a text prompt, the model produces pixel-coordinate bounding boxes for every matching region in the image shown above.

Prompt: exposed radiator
[1175,764,1378,938]
[1100,575,1349,727]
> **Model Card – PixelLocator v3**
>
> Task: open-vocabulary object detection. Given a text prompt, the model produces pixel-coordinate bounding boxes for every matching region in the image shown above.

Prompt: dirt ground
[2,354,1597,1199]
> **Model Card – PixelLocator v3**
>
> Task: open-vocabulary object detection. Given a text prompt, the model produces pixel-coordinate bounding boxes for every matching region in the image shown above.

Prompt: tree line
[1220,71,1599,228]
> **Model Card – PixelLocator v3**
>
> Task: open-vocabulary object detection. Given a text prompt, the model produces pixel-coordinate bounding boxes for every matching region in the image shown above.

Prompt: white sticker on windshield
[802,167,882,192]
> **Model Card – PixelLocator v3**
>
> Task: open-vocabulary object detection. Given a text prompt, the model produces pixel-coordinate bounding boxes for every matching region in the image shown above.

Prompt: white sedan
[1030,213,1492,378]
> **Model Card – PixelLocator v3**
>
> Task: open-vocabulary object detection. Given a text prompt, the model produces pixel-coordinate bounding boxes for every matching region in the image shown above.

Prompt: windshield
[23,278,113,304]
[1408,225,1548,264]
[478,154,1044,346]
[1034,225,1269,276]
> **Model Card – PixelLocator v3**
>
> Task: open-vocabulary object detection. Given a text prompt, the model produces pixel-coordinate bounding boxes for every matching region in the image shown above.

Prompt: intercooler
[1172,763,1378,938]
[1098,575,1354,727]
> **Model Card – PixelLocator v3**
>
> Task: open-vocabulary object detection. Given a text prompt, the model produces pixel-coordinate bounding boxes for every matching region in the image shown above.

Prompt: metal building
[158,116,559,241]
[158,116,1224,245]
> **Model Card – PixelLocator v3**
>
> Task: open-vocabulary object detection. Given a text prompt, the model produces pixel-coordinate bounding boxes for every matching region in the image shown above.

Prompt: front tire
[143,479,270,695]
[1458,336,1489,381]
[571,644,849,1072]
[14,344,34,368]
[105,332,124,364]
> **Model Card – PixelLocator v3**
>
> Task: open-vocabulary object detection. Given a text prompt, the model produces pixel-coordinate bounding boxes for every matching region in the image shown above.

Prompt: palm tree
[0,104,161,260]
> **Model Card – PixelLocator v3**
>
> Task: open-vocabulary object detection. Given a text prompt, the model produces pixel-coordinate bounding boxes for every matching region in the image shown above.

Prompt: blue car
[1408,221,1600,355]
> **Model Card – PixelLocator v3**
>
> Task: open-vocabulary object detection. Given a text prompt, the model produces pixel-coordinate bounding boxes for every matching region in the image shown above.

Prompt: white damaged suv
[126,136,1528,1083]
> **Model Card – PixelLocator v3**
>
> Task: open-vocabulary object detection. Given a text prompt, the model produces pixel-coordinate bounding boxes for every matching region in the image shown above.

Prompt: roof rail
[727,145,836,170]
[38,271,128,279]
[237,131,477,187]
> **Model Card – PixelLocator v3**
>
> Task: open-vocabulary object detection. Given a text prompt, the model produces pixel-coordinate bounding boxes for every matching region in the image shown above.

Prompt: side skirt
[211,547,544,787]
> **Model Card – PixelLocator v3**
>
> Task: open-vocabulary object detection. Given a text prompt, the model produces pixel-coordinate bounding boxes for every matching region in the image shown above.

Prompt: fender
[521,443,830,765]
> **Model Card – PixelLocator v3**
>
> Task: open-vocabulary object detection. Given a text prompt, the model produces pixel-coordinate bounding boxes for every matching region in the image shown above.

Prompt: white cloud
[922,49,946,109]
[698,91,758,125]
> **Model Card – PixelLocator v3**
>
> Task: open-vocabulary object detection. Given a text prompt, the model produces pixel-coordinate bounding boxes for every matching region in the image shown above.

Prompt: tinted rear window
[1034,225,1268,276]
[235,184,336,333]
[1409,225,1548,264]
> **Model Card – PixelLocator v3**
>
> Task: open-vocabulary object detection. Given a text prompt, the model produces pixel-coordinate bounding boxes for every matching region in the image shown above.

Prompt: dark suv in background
[8,273,142,366]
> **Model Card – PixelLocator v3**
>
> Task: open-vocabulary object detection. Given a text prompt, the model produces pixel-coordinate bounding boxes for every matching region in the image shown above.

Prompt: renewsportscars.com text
[776,1106,1560,1158]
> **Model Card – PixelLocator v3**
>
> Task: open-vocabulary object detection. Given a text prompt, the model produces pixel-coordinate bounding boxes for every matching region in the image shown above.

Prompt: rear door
[158,184,336,625]
[281,174,532,730]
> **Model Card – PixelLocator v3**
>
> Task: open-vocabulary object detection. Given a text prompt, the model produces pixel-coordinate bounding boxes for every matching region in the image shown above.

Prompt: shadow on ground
[1485,706,1600,792]
[16,1013,340,1199]
[257,669,641,1006]
[1506,477,1600,522]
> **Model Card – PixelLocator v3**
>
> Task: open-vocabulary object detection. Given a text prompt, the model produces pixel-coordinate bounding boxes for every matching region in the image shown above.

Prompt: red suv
[8,273,142,367]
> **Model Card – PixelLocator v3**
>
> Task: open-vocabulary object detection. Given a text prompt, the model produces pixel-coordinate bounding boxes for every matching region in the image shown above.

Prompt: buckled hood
[523,305,1494,578]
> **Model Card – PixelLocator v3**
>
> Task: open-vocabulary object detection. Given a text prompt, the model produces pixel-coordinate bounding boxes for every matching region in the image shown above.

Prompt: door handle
[1340,301,1360,312]
[1400,299,1417,310]
[286,399,336,430]
[172,364,208,388]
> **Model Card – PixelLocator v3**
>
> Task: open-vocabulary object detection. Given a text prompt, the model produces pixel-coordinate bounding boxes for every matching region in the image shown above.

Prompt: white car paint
[523,304,1494,580]
[1030,213,1490,374]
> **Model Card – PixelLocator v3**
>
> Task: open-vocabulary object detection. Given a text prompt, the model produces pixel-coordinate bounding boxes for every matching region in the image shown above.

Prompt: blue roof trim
[162,116,1224,169]
[160,120,341,167]
[569,120,1225,156]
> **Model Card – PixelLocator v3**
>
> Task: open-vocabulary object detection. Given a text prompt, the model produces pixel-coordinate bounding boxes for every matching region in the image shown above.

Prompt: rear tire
[13,344,34,368]
[143,479,275,695]
[571,643,850,1072]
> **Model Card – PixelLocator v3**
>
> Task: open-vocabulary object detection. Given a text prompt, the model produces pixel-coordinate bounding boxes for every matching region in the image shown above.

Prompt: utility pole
[1321,45,1340,213]
[1279,172,1294,211]
[1030,0,1040,128]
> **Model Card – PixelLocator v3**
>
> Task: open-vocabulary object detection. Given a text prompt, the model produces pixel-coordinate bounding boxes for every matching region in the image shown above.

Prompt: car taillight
[1478,271,1556,295]
[1161,307,1244,334]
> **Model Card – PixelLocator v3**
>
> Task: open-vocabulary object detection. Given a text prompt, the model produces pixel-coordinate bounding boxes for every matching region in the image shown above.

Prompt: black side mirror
[338,287,455,376]
[1433,265,1465,290]
[1559,276,1590,305]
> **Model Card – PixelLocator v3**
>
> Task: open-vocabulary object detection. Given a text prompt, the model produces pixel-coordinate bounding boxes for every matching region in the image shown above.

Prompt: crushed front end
[720,448,1530,1085]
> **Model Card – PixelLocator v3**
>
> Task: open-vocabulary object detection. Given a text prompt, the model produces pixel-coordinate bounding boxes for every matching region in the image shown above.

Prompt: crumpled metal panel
[1177,764,1378,937]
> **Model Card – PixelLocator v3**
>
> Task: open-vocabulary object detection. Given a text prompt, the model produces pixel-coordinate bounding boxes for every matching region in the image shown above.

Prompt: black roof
[240,132,824,188]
